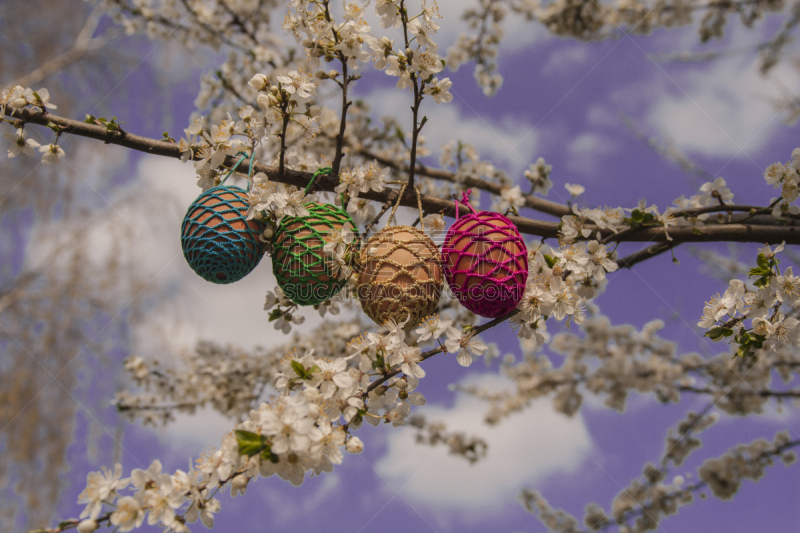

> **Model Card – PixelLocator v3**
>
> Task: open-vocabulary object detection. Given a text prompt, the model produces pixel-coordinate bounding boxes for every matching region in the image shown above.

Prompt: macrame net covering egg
[181,185,266,284]
[442,195,528,318]
[272,203,357,306]
[357,225,443,329]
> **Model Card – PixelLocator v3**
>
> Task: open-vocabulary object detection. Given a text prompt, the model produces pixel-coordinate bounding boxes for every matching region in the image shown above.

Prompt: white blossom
[524,157,553,196]
[78,464,129,520]
[39,143,65,164]
[424,77,453,104]
[444,329,488,367]
[4,128,40,157]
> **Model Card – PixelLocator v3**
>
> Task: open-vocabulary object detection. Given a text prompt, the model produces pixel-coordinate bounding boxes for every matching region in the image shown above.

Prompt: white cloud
[154,406,235,456]
[374,373,592,515]
[587,104,619,128]
[123,155,344,357]
[566,132,617,176]
[644,56,798,159]
[123,156,279,354]
[364,87,540,176]
[542,47,590,77]
[263,474,341,526]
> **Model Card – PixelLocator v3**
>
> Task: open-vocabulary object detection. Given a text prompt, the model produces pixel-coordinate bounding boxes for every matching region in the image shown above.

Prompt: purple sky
[23,4,799,532]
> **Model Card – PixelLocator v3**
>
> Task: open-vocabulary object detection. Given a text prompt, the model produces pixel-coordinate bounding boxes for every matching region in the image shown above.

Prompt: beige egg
[357,225,442,329]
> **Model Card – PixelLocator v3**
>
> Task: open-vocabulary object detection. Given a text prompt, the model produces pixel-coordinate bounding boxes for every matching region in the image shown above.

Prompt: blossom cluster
[79,306,508,531]
[187,70,320,192]
[445,0,793,97]
[334,162,389,199]
[763,150,800,217]
[321,221,358,280]
[557,150,800,244]
[334,161,390,223]
[282,0,373,71]
[367,1,451,97]
[246,172,309,223]
[696,241,800,356]
[519,430,798,533]
[1,85,65,164]
[509,239,619,348]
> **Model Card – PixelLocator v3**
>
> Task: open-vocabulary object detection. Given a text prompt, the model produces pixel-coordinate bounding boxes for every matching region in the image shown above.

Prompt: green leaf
[706,327,726,340]
[264,449,280,463]
[268,309,282,322]
[291,360,308,379]
[544,254,558,268]
[235,430,268,457]
[757,252,769,269]
[748,266,769,278]
[736,344,753,358]
[753,275,770,288]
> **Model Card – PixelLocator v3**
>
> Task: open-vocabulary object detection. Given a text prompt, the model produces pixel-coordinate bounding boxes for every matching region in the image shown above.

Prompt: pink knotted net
[442,191,528,318]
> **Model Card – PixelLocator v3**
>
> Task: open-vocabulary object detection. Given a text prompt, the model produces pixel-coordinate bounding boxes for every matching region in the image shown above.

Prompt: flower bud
[328,70,340,79]
[248,74,269,91]
[315,70,329,79]
[231,474,249,497]
[263,228,274,239]
[256,93,271,111]
[346,436,364,454]
[77,519,99,533]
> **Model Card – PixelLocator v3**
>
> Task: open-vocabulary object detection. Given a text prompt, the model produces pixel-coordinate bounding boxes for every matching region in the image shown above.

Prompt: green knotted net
[272,203,358,306]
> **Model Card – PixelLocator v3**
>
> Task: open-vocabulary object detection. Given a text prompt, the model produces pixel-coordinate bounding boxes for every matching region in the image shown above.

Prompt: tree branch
[8,107,800,245]
[4,4,115,90]
[365,310,520,395]
[358,146,571,218]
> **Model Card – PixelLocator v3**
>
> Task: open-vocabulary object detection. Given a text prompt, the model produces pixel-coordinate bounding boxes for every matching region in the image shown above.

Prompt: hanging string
[303,167,349,207]
[385,182,424,228]
[219,151,249,185]
[304,166,332,194]
[386,182,408,228]
[454,189,477,221]
[414,186,424,222]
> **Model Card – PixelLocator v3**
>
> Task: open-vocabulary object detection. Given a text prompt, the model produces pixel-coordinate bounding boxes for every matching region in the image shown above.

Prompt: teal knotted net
[181,184,266,284]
